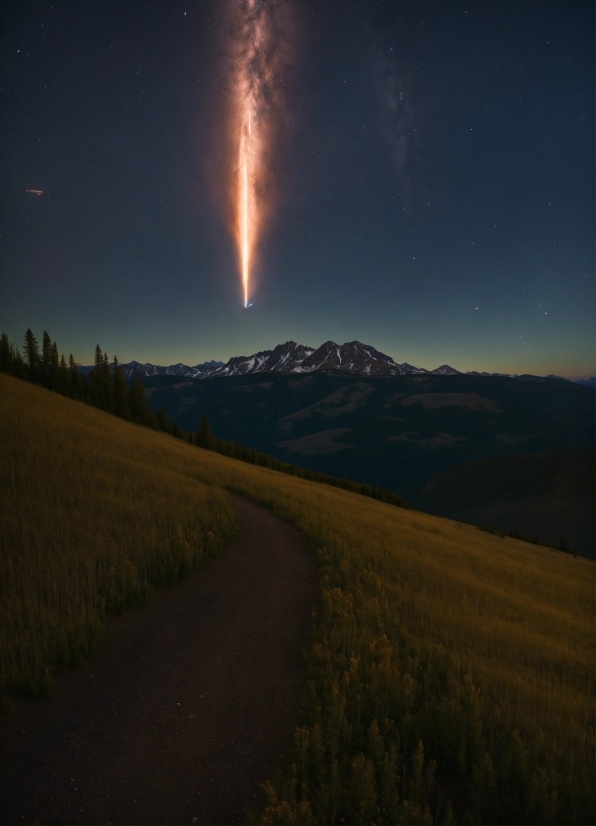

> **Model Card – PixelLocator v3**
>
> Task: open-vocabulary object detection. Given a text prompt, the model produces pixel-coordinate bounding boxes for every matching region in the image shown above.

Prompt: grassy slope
[1,374,594,823]
[0,375,236,700]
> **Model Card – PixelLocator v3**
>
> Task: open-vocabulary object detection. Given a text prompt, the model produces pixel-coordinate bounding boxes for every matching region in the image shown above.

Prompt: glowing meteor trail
[226,0,292,307]
[241,139,250,307]
[237,85,257,309]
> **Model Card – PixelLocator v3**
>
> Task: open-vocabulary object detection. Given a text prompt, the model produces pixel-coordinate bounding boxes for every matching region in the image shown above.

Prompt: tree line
[1,328,415,512]
[1,330,159,428]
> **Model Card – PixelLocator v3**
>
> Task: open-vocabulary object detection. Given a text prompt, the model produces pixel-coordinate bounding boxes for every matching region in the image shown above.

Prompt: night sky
[1,0,593,376]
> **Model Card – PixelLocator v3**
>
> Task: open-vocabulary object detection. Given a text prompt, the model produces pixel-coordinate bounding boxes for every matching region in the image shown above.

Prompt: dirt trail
[0,495,317,825]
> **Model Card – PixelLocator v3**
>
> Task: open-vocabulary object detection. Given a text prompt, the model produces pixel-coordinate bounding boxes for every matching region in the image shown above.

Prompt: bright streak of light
[227,0,293,308]
[235,29,260,310]
[238,101,254,309]
[241,153,250,307]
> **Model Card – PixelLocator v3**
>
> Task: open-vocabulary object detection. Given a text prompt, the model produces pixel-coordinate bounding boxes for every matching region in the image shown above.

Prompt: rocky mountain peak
[91,342,468,381]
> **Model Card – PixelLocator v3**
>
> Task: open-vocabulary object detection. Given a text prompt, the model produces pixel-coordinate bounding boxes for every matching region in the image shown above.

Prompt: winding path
[0,495,317,825]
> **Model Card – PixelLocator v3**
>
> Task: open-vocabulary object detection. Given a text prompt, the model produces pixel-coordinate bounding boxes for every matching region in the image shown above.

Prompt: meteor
[26,189,43,195]
[234,11,260,310]
[227,0,293,308]
[238,99,258,308]
[240,119,251,308]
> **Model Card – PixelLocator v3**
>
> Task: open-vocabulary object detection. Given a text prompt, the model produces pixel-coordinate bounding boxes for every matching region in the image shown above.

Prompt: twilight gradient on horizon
[0,0,593,377]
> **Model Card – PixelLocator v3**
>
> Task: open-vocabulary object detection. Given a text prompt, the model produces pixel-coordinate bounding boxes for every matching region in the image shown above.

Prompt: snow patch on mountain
[94,343,463,380]
[80,342,587,384]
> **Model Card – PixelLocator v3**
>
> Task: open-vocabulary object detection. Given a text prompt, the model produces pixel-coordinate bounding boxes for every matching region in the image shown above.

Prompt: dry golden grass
[1,373,593,823]
[0,375,236,700]
[197,458,593,822]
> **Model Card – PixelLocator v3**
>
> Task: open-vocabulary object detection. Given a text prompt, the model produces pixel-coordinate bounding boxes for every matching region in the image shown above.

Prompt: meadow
[0,375,236,702]
[1,373,593,824]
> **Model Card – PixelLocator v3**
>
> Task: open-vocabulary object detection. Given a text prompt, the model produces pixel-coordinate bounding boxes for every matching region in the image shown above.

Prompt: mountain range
[81,340,546,381]
[76,338,595,555]
[118,359,224,380]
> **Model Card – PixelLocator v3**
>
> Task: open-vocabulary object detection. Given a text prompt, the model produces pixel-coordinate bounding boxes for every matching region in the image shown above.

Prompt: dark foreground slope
[403,448,595,557]
[0,496,316,825]
[0,378,236,703]
[1,375,594,824]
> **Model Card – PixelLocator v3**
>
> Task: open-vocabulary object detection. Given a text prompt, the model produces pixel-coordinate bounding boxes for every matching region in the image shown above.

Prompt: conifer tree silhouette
[196,414,216,450]
[24,329,40,380]
[112,357,129,419]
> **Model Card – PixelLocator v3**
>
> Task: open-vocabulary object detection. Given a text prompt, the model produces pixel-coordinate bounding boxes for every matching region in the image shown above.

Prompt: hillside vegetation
[1,374,593,824]
[0,375,236,702]
[402,448,595,557]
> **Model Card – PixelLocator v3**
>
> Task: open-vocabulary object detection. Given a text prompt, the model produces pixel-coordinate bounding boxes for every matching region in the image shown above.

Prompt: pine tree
[89,345,102,407]
[102,352,113,412]
[196,413,216,450]
[89,345,112,410]
[0,333,12,374]
[80,372,90,402]
[41,330,52,384]
[12,347,26,378]
[94,344,102,370]
[58,353,72,396]
[23,329,40,380]
[68,354,82,398]
[50,340,60,389]
[112,356,129,419]
[129,376,152,425]
[156,407,171,433]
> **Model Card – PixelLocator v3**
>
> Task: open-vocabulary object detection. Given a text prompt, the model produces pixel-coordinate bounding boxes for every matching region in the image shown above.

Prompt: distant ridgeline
[0,328,586,557]
[0,329,412,512]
